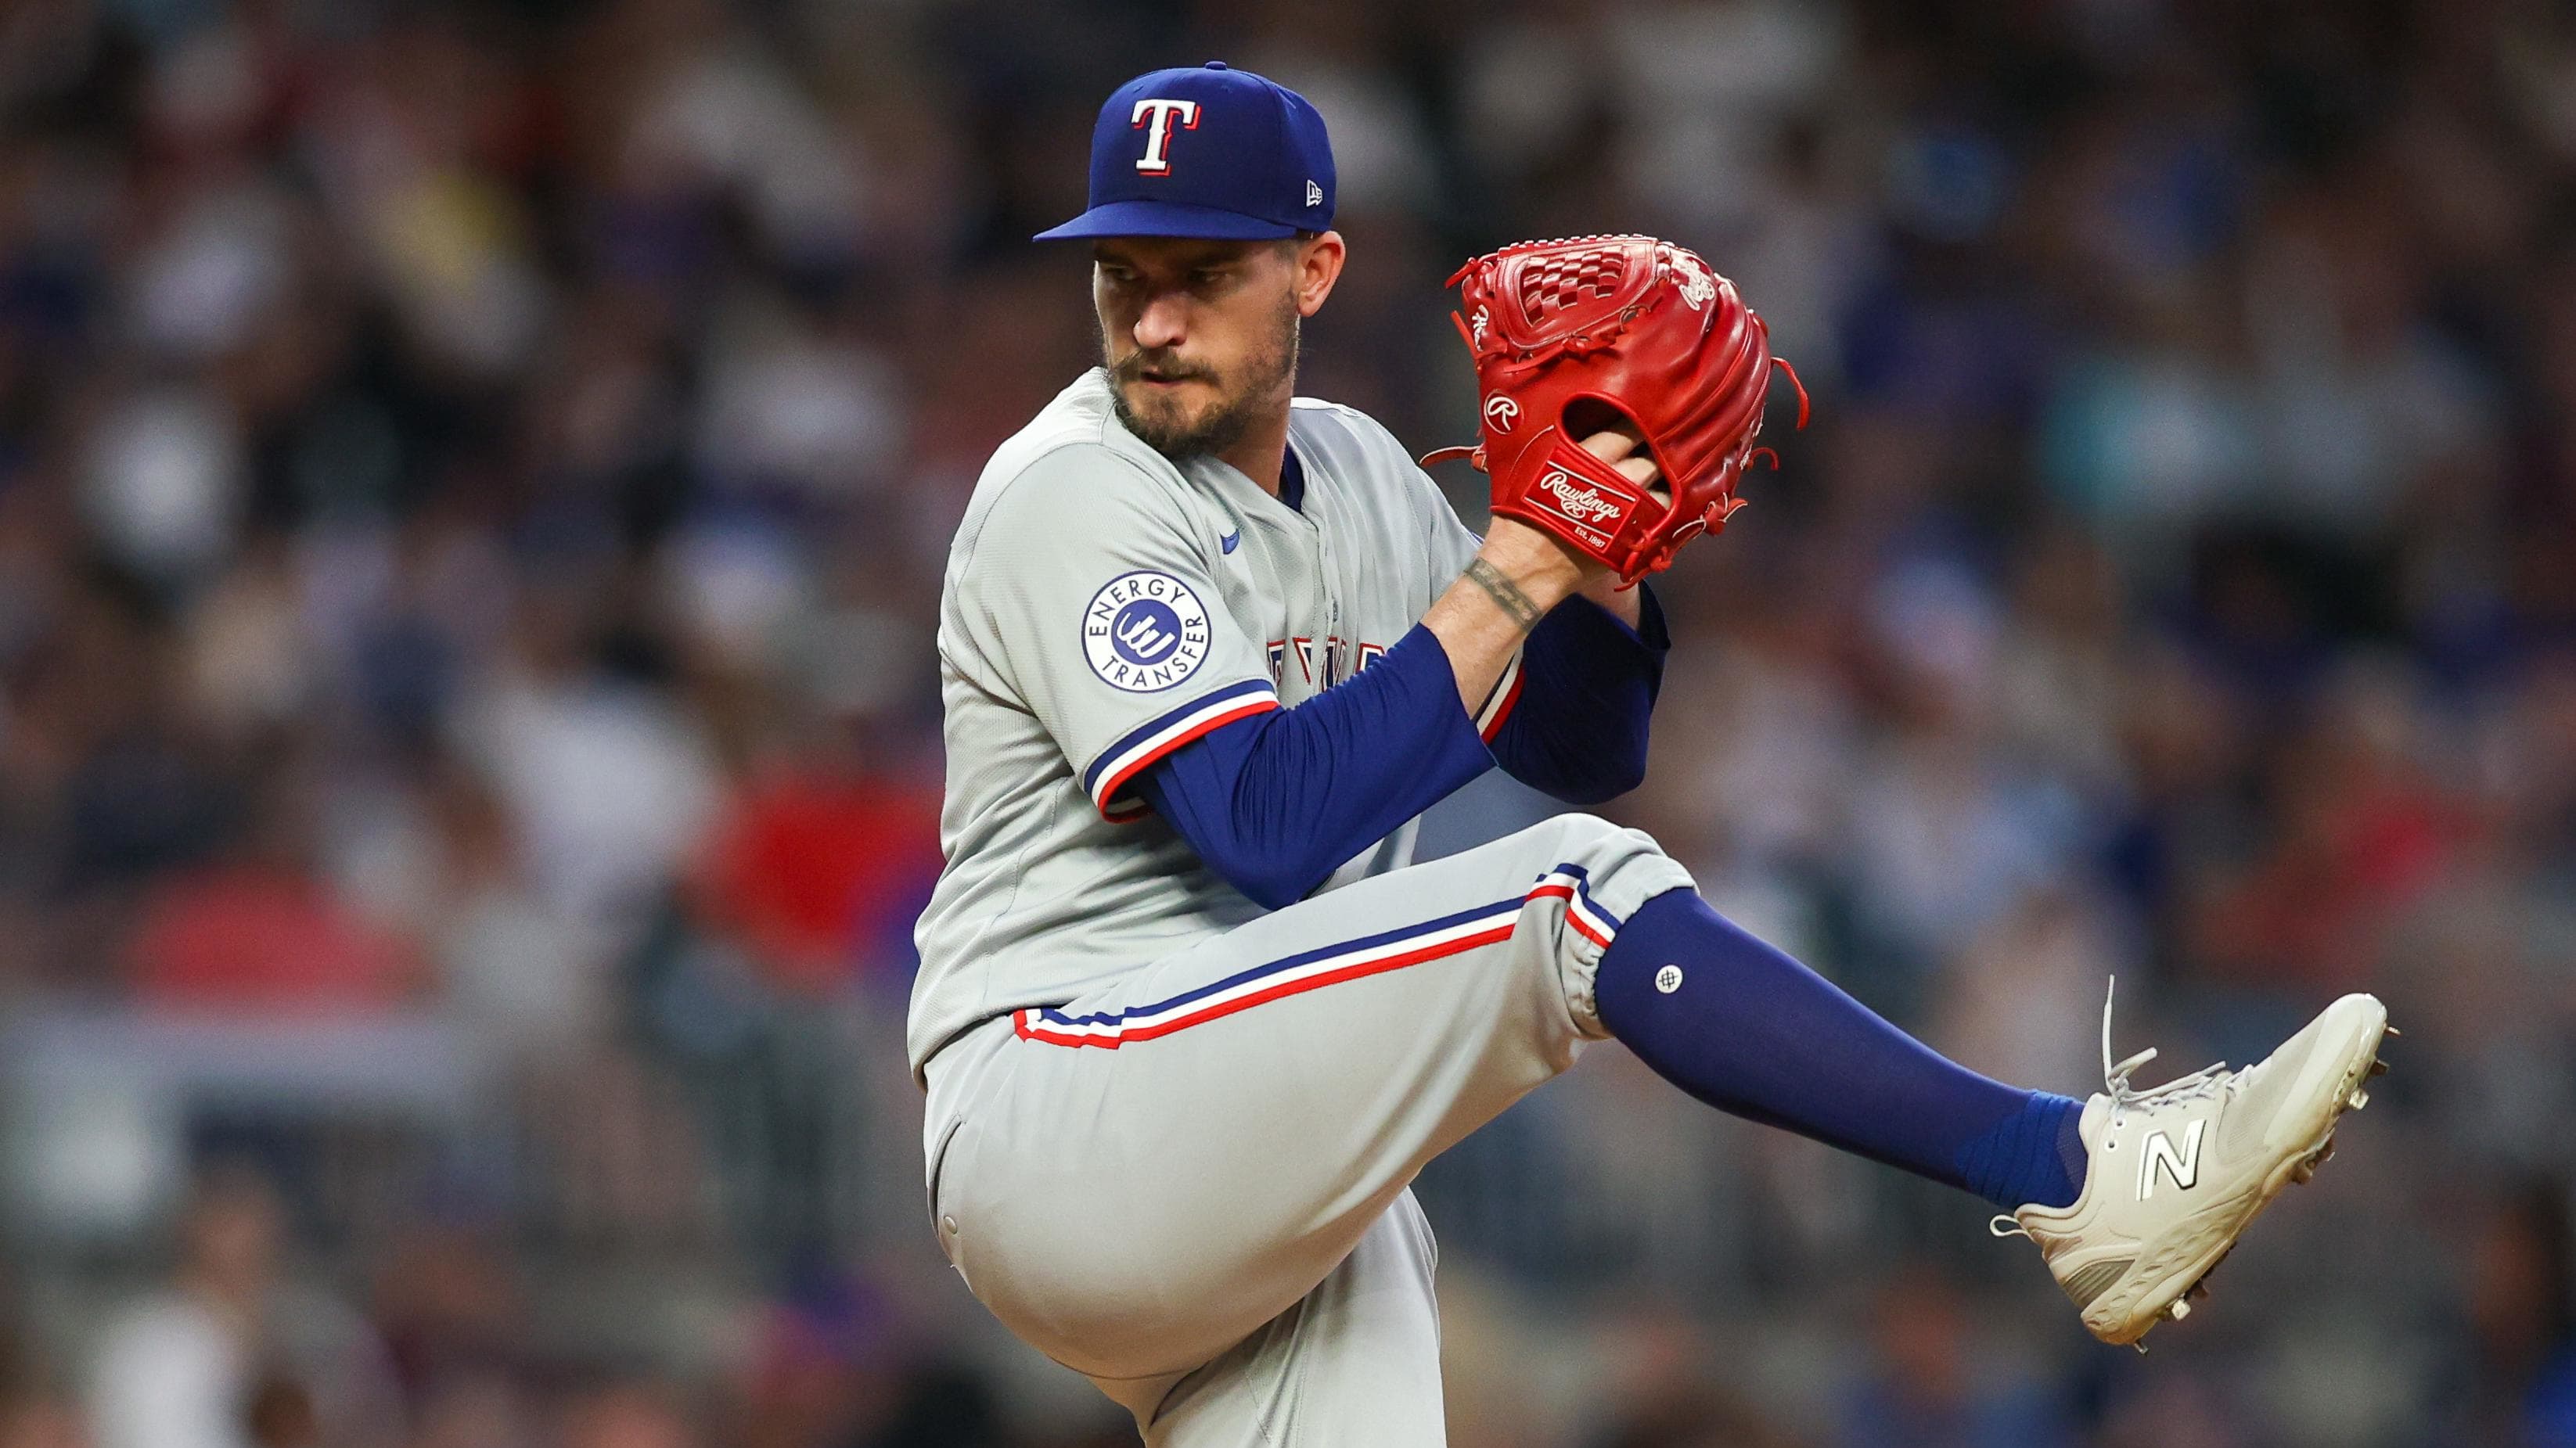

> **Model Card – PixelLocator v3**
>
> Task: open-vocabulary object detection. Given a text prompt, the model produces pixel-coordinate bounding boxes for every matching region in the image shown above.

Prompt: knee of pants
[1532,810,1653,862]
[1536,810,1689,878]
[1509,810,1694,1029]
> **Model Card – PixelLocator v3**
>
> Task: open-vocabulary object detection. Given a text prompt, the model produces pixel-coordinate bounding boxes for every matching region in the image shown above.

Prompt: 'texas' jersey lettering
[1268,634,1391,690]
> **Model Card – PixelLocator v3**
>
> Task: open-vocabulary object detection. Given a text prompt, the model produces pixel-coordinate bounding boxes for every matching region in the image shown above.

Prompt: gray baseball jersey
[908,368,1487,1076]
[914,370,1696,1446]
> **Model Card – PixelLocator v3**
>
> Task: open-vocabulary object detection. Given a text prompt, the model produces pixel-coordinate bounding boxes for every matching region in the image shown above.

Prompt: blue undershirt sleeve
[1484,585,1669,805]
[1135,623,1495,909]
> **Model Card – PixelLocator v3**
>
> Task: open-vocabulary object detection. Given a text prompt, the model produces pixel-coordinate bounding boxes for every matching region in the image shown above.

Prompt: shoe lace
[2097,975,2230,1112]
[1987,976,2231,1244]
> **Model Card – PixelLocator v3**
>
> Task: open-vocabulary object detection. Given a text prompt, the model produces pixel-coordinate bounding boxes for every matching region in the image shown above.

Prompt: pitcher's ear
[1293,230,1346,316]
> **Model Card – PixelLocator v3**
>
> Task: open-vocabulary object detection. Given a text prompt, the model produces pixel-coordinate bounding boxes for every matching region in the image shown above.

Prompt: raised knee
[1520,812,1695,940]
[1540,811,1668,868]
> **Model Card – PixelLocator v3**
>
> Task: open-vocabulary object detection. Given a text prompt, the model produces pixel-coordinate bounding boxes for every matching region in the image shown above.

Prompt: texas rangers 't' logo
[1483,395,1520,432]
[1131,99,1201,175]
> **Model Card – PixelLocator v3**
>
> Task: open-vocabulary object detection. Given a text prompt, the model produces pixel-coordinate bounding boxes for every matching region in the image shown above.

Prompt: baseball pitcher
[912,61,2391,1446]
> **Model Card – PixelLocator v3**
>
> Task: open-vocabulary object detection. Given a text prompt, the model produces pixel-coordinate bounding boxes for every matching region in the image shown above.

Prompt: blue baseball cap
[1035,62,1336,242]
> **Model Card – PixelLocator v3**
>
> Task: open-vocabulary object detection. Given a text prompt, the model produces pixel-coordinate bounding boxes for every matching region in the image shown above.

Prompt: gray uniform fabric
[925,814,1690,1443]
[911,369,1483,1077]
[915,372,1693,1443]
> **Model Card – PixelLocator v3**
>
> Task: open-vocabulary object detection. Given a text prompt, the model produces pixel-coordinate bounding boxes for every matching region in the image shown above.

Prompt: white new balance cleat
[1995,979,2391,1347]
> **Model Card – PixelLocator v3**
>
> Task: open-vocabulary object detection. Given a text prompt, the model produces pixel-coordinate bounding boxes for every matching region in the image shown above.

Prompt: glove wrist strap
[1489,430,1663,578]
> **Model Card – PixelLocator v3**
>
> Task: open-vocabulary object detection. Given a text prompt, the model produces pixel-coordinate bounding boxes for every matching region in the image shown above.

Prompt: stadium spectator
[87,1172,398,1448]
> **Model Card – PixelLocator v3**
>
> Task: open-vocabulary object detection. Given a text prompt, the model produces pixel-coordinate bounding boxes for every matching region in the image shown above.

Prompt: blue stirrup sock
[1595,888,2088,1212]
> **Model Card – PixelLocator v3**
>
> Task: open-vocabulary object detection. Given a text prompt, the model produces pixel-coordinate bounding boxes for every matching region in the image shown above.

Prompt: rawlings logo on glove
[1535,470,1628,526]
[1423,234,1807,581]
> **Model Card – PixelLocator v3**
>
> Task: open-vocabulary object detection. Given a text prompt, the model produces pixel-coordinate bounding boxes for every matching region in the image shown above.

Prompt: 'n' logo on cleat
[2138,1119,2204,1199]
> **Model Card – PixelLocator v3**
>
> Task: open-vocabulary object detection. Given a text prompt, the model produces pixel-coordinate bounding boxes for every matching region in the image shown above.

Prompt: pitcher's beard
[1107,309,1301,463]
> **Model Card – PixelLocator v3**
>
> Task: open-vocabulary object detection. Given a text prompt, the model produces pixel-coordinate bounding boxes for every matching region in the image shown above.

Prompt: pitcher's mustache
[1117,352,1216,385]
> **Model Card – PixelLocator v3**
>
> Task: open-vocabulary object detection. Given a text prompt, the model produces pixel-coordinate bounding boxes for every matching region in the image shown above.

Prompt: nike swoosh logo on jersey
[1221,530,1241,554]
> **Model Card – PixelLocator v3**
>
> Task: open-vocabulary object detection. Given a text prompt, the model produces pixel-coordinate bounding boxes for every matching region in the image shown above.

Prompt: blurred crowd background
[0,0,2571,1443]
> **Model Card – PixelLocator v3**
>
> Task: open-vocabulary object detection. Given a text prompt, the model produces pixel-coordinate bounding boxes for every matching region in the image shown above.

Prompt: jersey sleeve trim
[1473,649,1526,742]
[1083,677,1283,821]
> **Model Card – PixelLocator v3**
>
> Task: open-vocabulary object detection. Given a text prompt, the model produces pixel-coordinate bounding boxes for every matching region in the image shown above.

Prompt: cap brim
[1034,199,1302,242]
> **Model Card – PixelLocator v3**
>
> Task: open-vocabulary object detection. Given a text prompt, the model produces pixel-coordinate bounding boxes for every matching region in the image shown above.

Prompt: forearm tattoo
[1462,557,1544,635]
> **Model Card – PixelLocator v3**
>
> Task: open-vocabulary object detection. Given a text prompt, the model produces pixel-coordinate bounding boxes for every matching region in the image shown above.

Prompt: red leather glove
[1427,235,1806,581]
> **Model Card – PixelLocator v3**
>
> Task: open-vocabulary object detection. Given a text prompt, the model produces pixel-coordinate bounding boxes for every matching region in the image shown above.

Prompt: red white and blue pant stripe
[1014,864,1621,1049]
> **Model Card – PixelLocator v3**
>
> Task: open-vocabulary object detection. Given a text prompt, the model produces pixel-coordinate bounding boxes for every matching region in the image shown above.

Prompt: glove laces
[1989,976,2232,1241]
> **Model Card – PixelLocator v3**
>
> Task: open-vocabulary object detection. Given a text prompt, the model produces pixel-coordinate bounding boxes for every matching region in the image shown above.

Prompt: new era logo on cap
[1035,62,1337,242]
